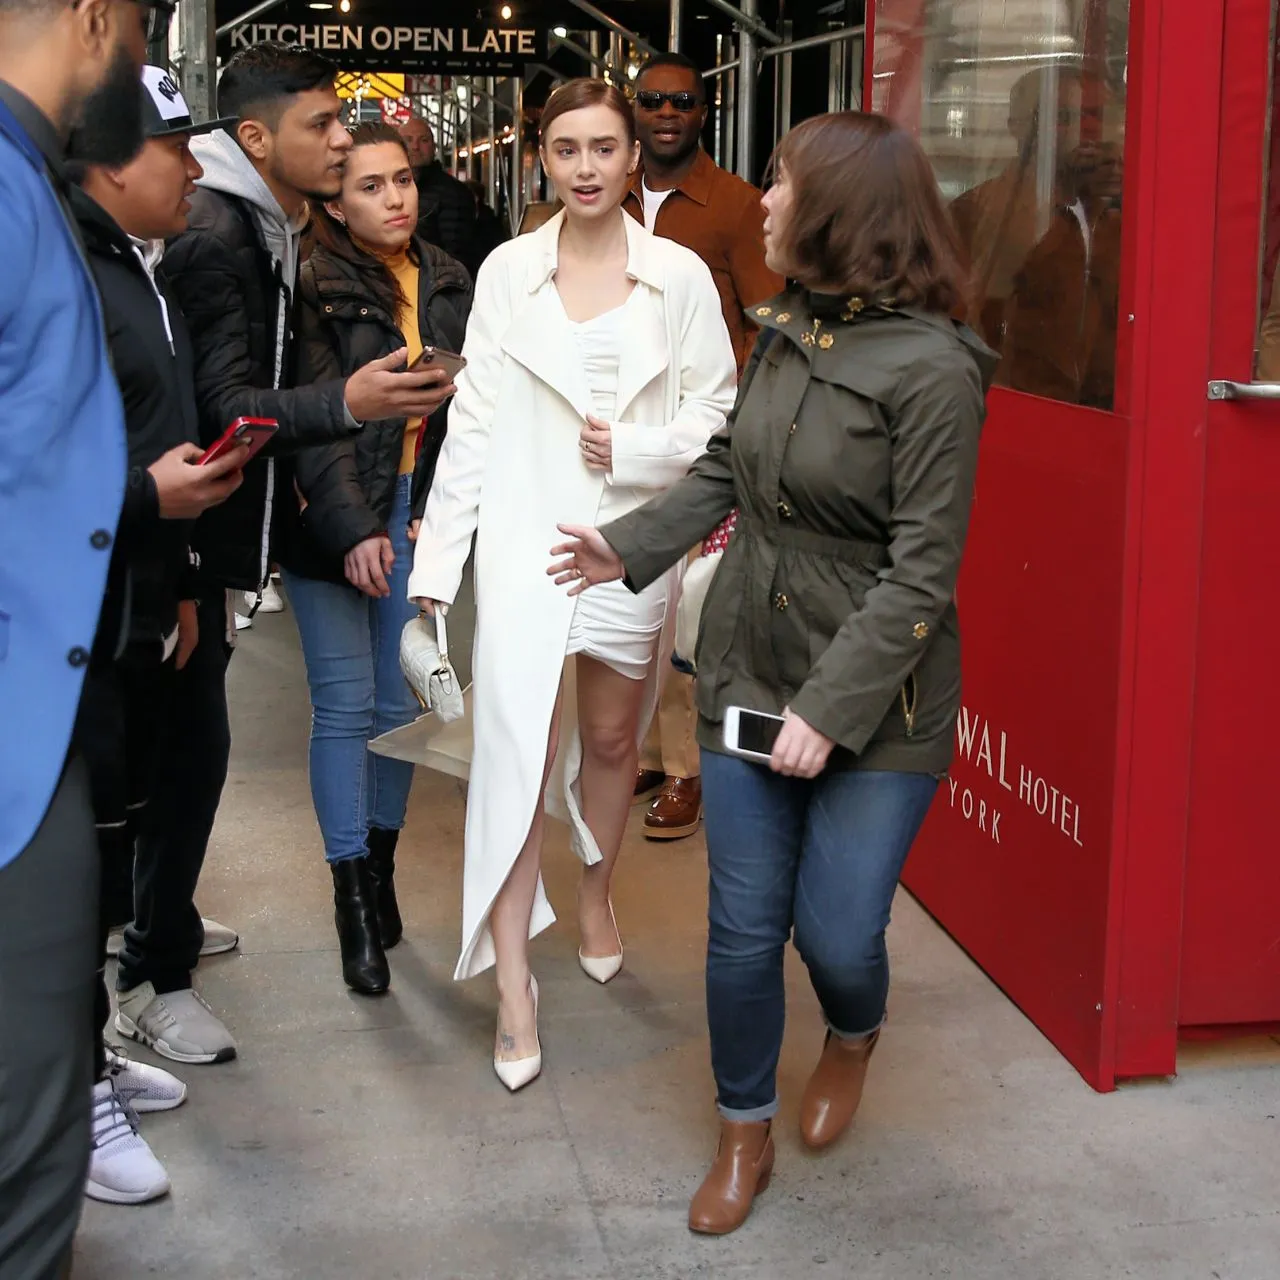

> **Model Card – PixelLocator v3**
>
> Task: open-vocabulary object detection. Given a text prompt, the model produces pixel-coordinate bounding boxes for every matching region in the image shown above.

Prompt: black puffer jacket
[164,187,357,591]
[283,235,472,585]
[414,162,484,280]
[70,185,199,657]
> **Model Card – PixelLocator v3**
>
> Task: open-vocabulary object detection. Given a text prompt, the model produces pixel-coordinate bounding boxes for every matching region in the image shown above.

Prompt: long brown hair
[309,121,416,316]
[770,112,967,315]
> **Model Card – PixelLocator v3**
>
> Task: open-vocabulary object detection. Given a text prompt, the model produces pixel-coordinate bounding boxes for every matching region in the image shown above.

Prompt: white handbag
[399,608,466,724]
[673,511,739,672]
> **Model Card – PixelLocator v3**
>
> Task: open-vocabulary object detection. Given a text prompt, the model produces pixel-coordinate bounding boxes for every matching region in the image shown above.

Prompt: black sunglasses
[635,90,702,113]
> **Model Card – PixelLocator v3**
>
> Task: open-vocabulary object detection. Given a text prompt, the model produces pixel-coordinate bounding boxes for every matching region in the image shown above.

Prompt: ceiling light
[552,25,567,37]
[500,4,513,19]
[309,2,332,8]
[339,0,351,10]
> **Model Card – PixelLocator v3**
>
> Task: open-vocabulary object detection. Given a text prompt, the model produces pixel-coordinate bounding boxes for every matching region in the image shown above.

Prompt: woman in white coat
[406,79,737,1090]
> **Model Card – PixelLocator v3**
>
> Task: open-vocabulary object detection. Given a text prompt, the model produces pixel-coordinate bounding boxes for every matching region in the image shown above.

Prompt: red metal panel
[1180,0,1280,1026]
[905,391,1128,1091]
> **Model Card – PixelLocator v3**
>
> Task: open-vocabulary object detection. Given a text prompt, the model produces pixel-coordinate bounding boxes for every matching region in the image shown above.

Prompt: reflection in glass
[873,0,1129,410]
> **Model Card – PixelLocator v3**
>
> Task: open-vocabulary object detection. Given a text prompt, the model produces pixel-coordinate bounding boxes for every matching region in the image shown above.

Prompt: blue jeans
[284,475,420,864]
[700,749,939,1121]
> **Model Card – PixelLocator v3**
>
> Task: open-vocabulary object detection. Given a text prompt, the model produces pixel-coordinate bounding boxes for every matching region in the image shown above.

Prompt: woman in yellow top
[285,122,473,995]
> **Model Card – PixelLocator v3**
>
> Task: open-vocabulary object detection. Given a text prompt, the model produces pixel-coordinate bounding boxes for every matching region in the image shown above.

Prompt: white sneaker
[106,915,240,960]
[103,1044,187,1113]
[86,1078,171,1205]
[234,612,253,631]
[256,578,285,613]
[115,982,238,1065]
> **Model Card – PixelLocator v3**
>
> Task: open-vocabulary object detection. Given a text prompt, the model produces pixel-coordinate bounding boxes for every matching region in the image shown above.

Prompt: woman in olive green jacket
[551,113,997,1235]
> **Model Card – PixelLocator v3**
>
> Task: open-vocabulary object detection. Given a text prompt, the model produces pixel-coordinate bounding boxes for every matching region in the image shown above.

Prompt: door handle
[1208,380,1280,401]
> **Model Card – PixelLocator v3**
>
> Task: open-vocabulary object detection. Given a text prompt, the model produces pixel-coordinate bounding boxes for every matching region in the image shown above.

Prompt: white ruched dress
[563,292,668,681]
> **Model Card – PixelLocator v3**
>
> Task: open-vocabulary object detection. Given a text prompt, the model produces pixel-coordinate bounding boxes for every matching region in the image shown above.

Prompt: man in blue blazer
[0,0,153,1272]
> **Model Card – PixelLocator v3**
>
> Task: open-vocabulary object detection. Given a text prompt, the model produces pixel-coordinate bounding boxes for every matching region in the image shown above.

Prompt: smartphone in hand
[409,346,467,382]
[199,417,279,466]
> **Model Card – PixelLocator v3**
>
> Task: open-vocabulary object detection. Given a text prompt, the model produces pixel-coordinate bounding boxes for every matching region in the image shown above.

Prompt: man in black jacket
[113,43,457,1066]
[71,64,249,1206]
[400,114,484,279]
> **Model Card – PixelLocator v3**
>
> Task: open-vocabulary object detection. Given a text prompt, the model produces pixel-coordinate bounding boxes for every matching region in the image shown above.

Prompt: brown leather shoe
[799,1028,880,1150]
[644,775,702,839]
[634,768,665,804]
[688,1119,774,1235]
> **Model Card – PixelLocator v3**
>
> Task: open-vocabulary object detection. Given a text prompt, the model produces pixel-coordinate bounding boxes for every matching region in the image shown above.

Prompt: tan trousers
[640,669,700,779]
[641,548,701,779]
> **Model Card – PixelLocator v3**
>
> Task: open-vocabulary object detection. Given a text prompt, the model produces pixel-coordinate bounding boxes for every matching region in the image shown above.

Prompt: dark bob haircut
[770,111,966,315]
[539,77,636,147]
[217,41,339,127]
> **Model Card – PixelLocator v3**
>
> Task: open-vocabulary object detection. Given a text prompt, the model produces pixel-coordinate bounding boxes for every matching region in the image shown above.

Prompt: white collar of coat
[522,207,665,294]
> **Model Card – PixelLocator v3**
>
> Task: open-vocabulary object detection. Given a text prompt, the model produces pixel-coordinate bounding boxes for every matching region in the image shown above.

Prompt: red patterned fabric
[702,509,738,556]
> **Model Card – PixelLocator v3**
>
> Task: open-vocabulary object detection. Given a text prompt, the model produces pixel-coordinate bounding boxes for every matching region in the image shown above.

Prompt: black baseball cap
[141,66,238,139]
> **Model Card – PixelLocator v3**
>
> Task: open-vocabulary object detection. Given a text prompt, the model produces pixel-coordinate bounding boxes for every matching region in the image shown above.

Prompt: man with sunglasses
[0,0,159,1270]
[624,52,782,844]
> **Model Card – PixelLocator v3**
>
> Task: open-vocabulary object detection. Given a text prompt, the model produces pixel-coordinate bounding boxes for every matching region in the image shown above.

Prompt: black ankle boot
[364,827,403,949]
[331,858,390,995]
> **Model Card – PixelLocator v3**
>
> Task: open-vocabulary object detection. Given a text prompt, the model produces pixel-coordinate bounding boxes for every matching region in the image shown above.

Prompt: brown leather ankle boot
[688,1119,774,1235]
[799,1029,879,1150]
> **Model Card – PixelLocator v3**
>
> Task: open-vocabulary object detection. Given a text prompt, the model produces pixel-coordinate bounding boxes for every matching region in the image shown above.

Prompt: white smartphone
[723,706,786,763]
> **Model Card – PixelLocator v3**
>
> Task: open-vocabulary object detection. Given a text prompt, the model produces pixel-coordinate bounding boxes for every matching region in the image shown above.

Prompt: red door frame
[1102,0,1225,1081]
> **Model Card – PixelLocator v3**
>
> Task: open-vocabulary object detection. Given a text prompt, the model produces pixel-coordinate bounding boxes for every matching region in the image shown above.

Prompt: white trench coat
[405,210,738,980]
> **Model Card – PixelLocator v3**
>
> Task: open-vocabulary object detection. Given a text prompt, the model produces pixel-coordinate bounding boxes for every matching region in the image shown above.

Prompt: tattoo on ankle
[501,1033,516,1051]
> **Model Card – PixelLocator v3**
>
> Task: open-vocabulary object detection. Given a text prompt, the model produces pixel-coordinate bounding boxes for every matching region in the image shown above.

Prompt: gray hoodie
[190,130,309,314]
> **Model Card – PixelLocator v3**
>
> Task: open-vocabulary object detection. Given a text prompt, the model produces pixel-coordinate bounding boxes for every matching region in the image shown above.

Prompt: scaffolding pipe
[510,77,525,236]
[758,24,866,61]
[178,0,217,121]
[736,0,757,178]
[669,0,683,51]
[566,0,660,56]
[700,0,780,45]
[215,0,285,39]
[703,58,741,79]
[553,35,608,72]
[486,76,498,208]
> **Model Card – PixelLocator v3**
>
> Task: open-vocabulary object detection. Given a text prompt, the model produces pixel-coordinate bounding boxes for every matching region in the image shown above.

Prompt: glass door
[869,0,1135,1088]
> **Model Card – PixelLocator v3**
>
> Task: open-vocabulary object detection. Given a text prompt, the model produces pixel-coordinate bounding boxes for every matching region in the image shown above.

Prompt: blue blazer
[0,99,126,867]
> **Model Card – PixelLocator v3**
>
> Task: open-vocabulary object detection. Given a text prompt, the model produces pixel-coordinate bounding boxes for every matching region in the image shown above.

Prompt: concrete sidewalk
[77,609,1280,1280]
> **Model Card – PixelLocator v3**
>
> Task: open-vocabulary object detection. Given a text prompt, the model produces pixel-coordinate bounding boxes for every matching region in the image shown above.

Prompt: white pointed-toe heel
[578,900,624,985]
[493,976,541,1093]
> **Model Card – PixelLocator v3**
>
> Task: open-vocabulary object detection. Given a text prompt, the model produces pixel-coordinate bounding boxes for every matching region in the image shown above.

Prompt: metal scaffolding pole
[566,0,660,56]
[465,80,474,181]
[588,31,603,78]
[758,24,866,61]
[701,0,780,45]
[486,77,498,208]
[510,77,525,236]
[608,32,625,85]
[736,0,758,179]
[178,0,217,122]
[551,35,608,73]
[669,0,683,52]
[215,0,284,39]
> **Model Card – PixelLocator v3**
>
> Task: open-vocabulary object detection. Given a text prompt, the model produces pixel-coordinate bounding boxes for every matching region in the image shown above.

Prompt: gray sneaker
[106,915,239,960]
[115,983,237,1065]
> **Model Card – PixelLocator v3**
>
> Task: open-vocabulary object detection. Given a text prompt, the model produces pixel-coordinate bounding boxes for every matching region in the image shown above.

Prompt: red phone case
[198,417,279,467]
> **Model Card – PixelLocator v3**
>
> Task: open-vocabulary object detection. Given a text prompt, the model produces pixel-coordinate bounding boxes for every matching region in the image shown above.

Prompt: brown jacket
[623,149,783,374]
[1003,206,1121,410]
[603,292,997,775]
